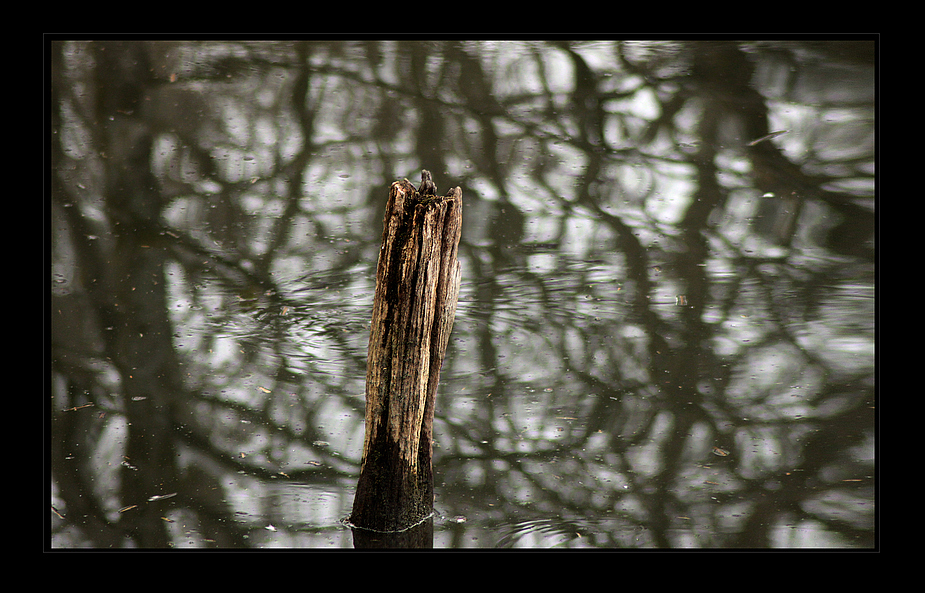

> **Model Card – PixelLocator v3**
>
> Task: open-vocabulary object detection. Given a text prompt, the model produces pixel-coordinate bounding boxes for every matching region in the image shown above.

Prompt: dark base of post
[351,516,434,549]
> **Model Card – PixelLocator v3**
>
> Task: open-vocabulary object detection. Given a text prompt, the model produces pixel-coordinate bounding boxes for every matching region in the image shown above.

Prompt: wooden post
[350,171,462,545]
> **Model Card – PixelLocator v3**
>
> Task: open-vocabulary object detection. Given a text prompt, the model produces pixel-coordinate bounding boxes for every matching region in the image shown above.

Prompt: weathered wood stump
[350,171,462,547]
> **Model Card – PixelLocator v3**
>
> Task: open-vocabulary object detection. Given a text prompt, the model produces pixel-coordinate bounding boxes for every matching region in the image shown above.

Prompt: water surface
[50,39,876,549]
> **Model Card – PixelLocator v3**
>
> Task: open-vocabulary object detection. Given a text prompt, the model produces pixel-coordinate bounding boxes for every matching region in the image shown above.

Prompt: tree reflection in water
[50,39,875,548]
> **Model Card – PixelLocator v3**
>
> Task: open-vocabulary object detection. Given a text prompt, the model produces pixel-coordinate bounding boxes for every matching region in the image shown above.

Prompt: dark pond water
[49,39,876,549]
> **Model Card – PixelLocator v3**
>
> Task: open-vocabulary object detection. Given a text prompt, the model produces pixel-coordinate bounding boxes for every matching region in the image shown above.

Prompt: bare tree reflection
[50,39,874,548]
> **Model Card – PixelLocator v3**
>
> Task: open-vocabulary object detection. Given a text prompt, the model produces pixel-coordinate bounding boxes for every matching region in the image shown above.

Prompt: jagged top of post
[410,170,461,203]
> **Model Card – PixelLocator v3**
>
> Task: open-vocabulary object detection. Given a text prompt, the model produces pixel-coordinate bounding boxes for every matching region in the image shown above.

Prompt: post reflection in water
[50,39,875,549]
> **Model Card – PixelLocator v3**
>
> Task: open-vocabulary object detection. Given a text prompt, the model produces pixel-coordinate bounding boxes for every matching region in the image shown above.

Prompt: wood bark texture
[350,172,462,537]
